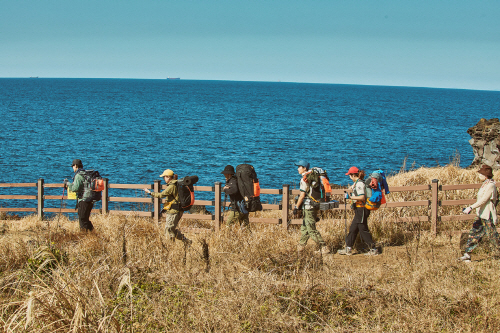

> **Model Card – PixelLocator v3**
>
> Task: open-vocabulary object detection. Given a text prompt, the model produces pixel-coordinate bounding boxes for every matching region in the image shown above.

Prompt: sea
[1,78,499,212]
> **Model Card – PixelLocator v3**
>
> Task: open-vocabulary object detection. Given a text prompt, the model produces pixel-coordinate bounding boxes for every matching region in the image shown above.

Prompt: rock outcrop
[467,118,500,170]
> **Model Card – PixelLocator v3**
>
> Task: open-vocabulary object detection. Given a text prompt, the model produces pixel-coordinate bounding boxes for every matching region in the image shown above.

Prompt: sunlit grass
[0,164,499,332]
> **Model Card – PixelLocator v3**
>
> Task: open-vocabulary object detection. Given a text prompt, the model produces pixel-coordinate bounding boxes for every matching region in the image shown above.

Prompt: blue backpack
[364,170,390,210]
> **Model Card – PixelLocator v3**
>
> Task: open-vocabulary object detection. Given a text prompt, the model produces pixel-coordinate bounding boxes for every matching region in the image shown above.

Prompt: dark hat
[221,165,235,175]
[477,164,493,178]
[71,159,83,168]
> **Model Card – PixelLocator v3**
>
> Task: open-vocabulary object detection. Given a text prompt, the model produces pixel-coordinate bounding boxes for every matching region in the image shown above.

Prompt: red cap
[345,166,359,175]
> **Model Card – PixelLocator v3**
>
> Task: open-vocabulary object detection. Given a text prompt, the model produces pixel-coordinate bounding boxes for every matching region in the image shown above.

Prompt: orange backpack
[304,167,332,202]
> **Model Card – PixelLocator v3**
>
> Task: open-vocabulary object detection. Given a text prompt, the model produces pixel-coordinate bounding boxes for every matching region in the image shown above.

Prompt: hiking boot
[458,253,471,262]
[337,247,352,256]
[364,248,379,256]
[315,246,330,255]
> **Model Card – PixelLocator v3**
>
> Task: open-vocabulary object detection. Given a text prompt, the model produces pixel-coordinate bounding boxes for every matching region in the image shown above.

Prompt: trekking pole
[343,190,348,248]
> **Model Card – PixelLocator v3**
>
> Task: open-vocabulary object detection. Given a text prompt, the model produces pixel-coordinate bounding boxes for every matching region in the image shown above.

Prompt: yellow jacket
[149,180,180,214]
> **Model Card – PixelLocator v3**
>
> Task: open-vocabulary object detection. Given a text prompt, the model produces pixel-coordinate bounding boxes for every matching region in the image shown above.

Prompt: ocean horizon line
[1,77,499,93]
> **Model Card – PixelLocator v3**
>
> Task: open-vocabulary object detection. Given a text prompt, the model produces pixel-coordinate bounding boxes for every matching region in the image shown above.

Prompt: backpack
[491,180,498,209]
[78,170,104,202]
[309,167,332,202]
[363,170,389,210]
[173,176,198,211]
[302,168,322,204]
[235,164,262,212]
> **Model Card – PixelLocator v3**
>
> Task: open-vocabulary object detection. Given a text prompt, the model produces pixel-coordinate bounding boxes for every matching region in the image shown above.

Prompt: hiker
[221,165,250,228]
[65,159,94,232]
[294,160,329,255]
[459,164,499,262]
[337,166,379,256]
[143,169,192,246]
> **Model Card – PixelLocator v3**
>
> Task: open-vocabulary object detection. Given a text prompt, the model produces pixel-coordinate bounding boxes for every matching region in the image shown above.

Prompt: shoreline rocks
[467,118,500,170]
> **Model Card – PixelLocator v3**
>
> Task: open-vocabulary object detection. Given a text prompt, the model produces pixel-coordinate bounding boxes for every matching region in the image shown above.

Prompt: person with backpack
[459,165,499,262]
[294,160,329,255]
[221,165,249,228]
[143,169,192,246]
[337,166,379,256]
[64,159,95,231]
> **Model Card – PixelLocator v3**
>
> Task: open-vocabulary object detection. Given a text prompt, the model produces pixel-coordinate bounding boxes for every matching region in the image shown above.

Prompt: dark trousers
[346,206,374,249]
[77,201,94,231]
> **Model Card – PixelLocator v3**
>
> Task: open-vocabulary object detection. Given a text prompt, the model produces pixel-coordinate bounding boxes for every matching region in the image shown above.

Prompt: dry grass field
[0,164,499,332]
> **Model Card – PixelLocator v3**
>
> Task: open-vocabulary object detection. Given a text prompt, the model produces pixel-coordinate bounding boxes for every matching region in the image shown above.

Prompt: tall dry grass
[0,165,499,332]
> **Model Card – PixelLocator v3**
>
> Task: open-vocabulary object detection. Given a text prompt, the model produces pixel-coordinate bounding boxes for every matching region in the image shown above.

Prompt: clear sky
[1,0,499,91]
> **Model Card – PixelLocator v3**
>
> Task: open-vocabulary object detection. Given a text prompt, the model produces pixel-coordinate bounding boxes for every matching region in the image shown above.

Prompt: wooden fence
[1,179,499,235]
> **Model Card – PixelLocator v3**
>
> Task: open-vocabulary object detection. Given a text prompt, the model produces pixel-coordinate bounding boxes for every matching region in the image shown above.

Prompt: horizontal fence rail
[1,179,499,234]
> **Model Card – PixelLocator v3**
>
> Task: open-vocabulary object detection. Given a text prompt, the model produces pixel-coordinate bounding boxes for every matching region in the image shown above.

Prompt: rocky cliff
[467,118,500,169]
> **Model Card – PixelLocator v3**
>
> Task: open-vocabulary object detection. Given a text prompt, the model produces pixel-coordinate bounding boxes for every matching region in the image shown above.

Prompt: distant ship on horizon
[167,77,180,80]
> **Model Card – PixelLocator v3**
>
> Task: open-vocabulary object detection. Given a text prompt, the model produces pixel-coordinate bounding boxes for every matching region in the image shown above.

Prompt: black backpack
[303,168,323,203]
[173,176,198,211]
[78,170,104,202]
[494,186,499,209]
[236,164,262,212]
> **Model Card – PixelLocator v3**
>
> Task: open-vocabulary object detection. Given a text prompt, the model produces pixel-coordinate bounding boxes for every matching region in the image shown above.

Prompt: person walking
[143,169,192,246]
[65,159,94,232]
[337,166,379,256]
[459,164,499,262]
[294,160,329,255]
[221,165,250,228]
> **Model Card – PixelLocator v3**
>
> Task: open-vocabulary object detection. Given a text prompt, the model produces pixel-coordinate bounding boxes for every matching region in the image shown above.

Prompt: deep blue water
[1,78,499,211]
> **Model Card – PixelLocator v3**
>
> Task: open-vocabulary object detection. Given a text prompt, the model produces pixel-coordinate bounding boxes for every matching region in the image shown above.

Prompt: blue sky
[1,0,499,90]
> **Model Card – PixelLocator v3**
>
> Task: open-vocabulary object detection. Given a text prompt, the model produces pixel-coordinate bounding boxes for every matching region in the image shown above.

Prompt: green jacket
[67,170,86,203]
[149,180,180,214]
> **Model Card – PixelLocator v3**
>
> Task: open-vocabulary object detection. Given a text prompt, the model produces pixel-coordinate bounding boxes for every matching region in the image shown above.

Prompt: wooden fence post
[153,180,161,223]
[214,182,221,232]
[37,178,44,221]
[430,179,439,236]
[282,184,290,230]
[102,178,109,214]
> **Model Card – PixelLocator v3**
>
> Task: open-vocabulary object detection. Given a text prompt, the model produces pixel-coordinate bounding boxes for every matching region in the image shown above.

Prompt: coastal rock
[467,118,500,169]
